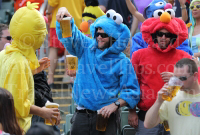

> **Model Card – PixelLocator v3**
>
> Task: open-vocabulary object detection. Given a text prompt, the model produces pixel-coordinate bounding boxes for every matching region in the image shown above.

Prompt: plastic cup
[163,120,170,131]
[66,55,78,71]
[96,110,108,131]
[162,76,183,101]
[45,101,59,126]
[60,17,72,38]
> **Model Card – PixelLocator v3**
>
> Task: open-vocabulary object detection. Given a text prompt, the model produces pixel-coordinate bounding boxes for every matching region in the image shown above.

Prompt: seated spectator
[0,87,23,135]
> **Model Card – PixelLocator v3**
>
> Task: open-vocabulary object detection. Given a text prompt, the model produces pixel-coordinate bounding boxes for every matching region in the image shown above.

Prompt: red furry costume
[131,12,191,112]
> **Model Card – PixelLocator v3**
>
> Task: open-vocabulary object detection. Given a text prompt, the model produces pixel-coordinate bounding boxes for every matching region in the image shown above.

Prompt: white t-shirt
[159,91,200,135]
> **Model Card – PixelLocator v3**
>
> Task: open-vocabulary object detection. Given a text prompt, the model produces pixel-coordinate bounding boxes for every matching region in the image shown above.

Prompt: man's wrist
[180,5,186,9]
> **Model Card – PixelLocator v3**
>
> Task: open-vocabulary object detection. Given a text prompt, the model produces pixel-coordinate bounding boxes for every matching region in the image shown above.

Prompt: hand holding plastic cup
[96,110,108,132]
[60,16,72,38]
[45,101,59,126]
[162,76,183,101]
[66,55,78,71]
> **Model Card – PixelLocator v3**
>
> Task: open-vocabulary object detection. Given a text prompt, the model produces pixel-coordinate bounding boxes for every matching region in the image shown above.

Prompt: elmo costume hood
[142,9,188,52]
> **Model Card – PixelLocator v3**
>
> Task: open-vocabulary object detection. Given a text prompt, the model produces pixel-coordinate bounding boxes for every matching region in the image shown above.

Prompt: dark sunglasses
[156,31,172,38]
[178,74,193,81]
[190,4,200,10]
[0,36,12,41]
[96,32,109,38]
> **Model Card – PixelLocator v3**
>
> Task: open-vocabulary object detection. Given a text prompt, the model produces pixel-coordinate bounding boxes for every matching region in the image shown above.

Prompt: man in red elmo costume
[129,9,192,134]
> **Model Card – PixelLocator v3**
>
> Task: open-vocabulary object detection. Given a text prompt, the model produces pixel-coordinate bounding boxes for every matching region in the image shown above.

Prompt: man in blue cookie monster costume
[56,7,140,135]
[130,0,193,59]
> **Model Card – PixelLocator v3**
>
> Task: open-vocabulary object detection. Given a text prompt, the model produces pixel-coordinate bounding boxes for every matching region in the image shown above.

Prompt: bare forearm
[144,100,163,129]
[30,105,43,116]
[125,0,145,22]
[47,4,54,13]
[130,17,139,37]
[181,5,188,22]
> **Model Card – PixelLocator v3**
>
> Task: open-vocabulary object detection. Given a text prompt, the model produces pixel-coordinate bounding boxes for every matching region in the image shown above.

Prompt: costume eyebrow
[82,13,97,19]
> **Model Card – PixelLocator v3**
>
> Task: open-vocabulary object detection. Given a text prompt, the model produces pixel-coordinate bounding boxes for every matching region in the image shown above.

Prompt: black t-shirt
[173,0,190,23]
[106,0,134,29]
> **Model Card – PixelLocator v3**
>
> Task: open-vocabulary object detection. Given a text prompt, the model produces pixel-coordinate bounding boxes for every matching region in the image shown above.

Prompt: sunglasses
[96,32,109,38]
[156,31,172,38]
[190,4,200,10]
[178,74,193,81]
[0,36,12,41]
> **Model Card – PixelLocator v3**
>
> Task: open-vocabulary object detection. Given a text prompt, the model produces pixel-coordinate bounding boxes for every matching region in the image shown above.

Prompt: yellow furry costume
[0,2,47,132]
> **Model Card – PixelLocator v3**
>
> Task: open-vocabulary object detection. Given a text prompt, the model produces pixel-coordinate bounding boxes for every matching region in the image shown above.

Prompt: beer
[60,17,72,38]
[162,76,183,101]
[96,111,108,131]
[45,101,59,126]
[162,85,181,101]
[66,55,78,70]
[163,120,170,131]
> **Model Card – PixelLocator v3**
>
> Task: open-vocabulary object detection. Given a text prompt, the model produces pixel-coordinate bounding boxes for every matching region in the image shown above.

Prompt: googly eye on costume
[106,9,116,19]
[155,2,165,6]
[113,13,123,25]
[165,9,175,18]
[153,9,164,18]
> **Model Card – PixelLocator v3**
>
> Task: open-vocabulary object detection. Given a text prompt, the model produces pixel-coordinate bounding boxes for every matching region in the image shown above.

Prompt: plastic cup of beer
[163,120,170,131]
[162,76,183,101]
[96,110,108,132]
[45,101,59,126]
[60,17,72,38]
[66,55,78,71]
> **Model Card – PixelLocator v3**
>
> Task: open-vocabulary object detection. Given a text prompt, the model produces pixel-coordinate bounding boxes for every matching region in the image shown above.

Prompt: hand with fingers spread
[56,7,72,22]
[128,108,138,128]
[32,57,50,75]
[99,103,118,118]
[40,107,60,126]
[160,72,174,82]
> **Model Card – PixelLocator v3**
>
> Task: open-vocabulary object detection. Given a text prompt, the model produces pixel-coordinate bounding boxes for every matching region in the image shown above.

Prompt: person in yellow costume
[0,2,60,132]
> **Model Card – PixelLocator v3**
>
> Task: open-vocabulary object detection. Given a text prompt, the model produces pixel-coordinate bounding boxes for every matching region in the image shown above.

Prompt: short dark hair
[0,23,8,37]
[175,58,198,74]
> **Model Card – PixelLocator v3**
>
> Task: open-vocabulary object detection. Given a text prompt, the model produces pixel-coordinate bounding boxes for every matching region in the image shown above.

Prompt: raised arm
[125,0,145,22]
[179,0,188,22]
[56,7,93,58]
[144,83,168,128]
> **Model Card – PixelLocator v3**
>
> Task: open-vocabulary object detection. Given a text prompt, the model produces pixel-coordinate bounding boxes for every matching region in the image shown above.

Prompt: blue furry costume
[130,0,193,58]
[56,10,140,111]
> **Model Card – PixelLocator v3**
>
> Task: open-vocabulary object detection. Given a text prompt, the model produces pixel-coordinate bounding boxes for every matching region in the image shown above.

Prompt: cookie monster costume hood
[56,10,140,111]
[142,10,188,53]
[90,9,131,55]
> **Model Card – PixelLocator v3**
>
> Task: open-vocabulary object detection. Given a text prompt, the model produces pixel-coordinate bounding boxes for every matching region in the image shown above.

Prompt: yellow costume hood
[6,2,47,70]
